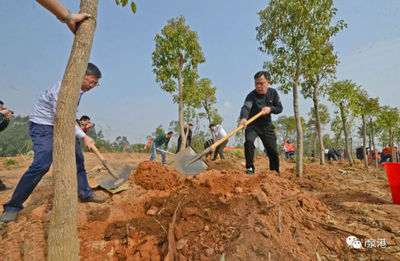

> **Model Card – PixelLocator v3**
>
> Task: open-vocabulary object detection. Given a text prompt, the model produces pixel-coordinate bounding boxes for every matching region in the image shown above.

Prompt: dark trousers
[3,122,93,212]
[244,126,279,173]
[176,136,183,153]
[0,179,6,189]
[213,140,228,160]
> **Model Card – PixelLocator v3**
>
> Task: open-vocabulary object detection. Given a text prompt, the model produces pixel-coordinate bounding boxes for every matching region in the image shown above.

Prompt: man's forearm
[36,0,69,20]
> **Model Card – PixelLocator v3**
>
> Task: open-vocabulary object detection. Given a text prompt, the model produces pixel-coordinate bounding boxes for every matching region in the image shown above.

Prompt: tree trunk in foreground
[47,0,98,260]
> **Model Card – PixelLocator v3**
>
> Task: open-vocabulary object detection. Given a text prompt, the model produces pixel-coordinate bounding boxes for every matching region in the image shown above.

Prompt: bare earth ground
[0,152,399,260]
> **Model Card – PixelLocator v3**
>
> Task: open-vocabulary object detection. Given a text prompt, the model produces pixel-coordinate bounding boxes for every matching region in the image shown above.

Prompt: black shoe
[0,210,18,223]
[0,184,12,191]
[81,194,107,203]
[246,167,255,175]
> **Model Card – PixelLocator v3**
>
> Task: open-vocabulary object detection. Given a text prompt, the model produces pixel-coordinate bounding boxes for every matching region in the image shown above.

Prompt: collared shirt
[29,81,86,139]
[213,125,227,140]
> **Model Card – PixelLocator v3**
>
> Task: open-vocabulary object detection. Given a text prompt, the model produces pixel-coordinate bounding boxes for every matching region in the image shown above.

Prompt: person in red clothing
[282,140,289,159]
[380,145,392,163]
[286,141,295,162]
[77,115,95,133]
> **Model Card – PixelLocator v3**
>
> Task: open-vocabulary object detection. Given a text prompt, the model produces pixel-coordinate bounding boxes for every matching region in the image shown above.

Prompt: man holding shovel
[150,131,173,164]
[1,63,106,223]
[239,71,282,175]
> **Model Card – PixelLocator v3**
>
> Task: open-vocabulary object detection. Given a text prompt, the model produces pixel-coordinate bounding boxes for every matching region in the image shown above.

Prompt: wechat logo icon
[346,236,362,249]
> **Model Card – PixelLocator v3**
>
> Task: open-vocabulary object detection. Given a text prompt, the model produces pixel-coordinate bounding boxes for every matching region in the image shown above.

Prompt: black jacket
[240,88,283,128]
[0,114,9,132]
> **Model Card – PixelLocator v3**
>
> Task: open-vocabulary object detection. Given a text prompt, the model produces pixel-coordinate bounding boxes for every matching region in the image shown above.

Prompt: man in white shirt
[1,63,106,223]
[209,124,228,160]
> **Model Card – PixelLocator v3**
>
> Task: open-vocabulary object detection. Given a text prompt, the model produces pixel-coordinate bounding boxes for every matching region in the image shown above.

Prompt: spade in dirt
[88,144,132,190]
[174,111,265,175]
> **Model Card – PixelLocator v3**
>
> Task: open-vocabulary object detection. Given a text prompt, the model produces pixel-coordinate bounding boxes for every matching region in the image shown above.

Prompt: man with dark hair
[209,123,228,160]
[1,63,106,223]
[0,101,14,191]
[176,124,193,153]
[77,115,94,133]
[150,131,173,164]
[239,70,283,175]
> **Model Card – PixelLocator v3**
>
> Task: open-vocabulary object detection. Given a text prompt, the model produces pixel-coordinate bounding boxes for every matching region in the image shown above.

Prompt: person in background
[209,124,228,160]
[0,100,14,191]
[286,140,295,162]
[176,124,193,153]
[326,148,340,161]
[77,115,95,133]
[282,140,289,160]
[204,138,214,159]
[36,0,92,34]
[150,131,173,164]
[380,145,392,163]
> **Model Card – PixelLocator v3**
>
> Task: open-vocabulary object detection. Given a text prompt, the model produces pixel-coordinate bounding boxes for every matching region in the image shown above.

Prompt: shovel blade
[99,164,132,190]
[174,147,208,175]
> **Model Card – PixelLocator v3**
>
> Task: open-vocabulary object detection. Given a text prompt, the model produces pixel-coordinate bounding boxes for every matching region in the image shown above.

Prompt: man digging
[239,71,283,175]
[1,63,106,223]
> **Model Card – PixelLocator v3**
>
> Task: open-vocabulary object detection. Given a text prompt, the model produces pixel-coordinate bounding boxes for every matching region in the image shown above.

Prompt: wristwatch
[59,9,72,23]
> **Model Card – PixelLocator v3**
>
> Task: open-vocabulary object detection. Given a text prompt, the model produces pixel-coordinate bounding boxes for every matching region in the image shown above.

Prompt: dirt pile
[80,162,334,260]
[133,161,182,191]
[1,155,399,260]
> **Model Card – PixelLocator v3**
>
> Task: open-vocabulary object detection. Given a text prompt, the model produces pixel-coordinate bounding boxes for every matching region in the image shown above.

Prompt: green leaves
[130,2,137,13]
[115,0,137,14]
[257,0,345,94]
[152,16,205,97]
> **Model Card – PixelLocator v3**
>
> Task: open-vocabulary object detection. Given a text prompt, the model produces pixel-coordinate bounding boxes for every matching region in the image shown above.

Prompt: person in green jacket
[149,131,173,164]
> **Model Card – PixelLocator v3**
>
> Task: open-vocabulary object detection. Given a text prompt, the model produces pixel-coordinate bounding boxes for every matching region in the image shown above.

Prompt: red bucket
[383,163,400,204]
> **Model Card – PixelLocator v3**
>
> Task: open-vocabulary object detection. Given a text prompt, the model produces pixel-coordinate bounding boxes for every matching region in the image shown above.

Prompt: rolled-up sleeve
[75,125,86,139]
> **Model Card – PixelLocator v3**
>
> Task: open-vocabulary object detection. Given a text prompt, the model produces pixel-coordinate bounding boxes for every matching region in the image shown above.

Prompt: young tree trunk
[47,0,98,260]
[312,134,317,159]
[312,84,325,165]
[370,118,378,168]
[362,114,368,168]
[340,104,353,166]
[178,54,186,152]
[293,79,303,177]
[390,128,395,162]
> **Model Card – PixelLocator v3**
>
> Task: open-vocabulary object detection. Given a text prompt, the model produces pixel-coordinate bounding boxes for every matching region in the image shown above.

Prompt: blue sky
[1,0,399,146]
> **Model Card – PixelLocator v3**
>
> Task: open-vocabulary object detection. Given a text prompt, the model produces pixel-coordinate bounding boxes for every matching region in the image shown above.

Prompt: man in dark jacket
[239,71,283,175]
[0,101,13,191]
[176,124,193,153]
[150,131,173,164]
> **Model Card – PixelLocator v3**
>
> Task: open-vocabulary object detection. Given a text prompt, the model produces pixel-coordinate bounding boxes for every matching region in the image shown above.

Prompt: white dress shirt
[29,81,86,138]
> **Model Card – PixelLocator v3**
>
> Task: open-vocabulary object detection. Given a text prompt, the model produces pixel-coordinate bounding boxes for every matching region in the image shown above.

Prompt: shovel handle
[89,143,105,161]
[88,144,119,180]
[210,110,265,150]
[186,111,265,165]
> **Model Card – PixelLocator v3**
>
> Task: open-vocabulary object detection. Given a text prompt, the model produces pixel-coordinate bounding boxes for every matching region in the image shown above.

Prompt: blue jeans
[149,143,166,164]
[3,122,93,212]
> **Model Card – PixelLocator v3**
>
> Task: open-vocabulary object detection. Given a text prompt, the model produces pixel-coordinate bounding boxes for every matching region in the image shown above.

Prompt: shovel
[174,110,265,175]
[88,144,132,189]
[157,148,176,155]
